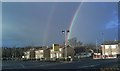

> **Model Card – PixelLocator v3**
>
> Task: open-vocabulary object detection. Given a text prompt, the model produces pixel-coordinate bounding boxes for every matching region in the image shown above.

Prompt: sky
[2,2,118,47]
[0,2,2,47]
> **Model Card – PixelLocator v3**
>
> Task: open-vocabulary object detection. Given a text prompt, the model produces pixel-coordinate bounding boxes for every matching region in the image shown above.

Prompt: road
[2,58,118,70]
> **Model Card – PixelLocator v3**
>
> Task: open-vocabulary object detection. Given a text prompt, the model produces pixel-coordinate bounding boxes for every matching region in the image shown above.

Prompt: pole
[102,32,105,59]
[62,30,69,61]
[14,45,16,61]
[96,39,97,52]
[96,38,98,53]
[65,31,67,61]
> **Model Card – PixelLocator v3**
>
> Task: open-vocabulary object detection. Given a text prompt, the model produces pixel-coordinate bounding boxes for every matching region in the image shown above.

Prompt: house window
[40,50,43,53]
[105,53,108,55]
[59,53,62,57]
[50,54,53,58]
[109,45,111,48]
[111,45,116,49]
[112,52,117,55]
[59,48,62,51]
[105,46,109,49]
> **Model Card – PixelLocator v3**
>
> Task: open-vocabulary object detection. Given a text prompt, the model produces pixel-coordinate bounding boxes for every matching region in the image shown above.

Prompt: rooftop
[101,40,120,45]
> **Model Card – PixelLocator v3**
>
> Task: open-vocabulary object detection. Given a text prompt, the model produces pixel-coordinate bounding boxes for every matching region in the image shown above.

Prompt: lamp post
[62,30,70,61]
[13,45,16,60]
[96,38,98,53]
[102,32,105,59]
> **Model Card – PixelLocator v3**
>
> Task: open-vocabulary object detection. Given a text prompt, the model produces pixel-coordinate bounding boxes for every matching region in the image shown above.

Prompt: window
[105,53,108,55]
[59,53,62,57]
[40,50,43,53]
[59,48,62,51]
[112,52,117,55]
[111,45,117,49]
[105,46,109,49]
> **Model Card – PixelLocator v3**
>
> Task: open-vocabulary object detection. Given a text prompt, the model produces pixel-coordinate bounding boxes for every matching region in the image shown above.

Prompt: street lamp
[13,45,16,60]
[62,30,70,61]
[102,32,105,59]
[96,38,98,53]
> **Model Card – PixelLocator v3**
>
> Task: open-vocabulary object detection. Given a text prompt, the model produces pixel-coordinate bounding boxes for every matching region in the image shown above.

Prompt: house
[62,45,75,58]
[50,44,75,61]
[44,48,50,60]
[35,48,44,60]
[101,40,120,59]
[50,44,63,60]
[23,48,35,60]
[35,46,50,60]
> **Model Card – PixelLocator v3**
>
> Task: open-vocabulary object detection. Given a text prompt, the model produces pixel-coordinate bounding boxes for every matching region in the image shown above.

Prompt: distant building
[101,40,120,59]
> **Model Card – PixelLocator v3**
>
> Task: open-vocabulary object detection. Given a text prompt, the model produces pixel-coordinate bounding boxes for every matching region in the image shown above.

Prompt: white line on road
[78,64,100,68]
[78,66,89,68]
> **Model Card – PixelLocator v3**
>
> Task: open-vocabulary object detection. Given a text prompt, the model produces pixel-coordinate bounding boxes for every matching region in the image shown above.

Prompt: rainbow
[43,3,83,45]
[67,3,83,40]
[43,4,56,46]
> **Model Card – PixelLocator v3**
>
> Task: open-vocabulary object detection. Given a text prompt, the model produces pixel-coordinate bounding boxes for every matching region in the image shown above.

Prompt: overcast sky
[2,2,118,47]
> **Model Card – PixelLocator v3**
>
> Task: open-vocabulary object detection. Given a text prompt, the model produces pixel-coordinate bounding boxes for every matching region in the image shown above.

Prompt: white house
[34,46,50,60]
[23,48,35,59]
[50,44,63,59]
[35,49,44,59]
[24,51,30,59]
[101,41,120,59]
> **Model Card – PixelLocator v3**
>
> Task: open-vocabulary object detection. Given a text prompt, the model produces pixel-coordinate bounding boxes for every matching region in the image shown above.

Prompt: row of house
[22,44,75,60]
[22,40,120,60]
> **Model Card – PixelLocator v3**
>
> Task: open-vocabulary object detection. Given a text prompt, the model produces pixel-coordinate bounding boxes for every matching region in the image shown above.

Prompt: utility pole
[62,30,70,61]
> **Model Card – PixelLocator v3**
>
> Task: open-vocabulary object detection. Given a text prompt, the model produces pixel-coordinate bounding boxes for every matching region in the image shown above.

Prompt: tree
[68,37,77,47]
[74,46,86,55]
[84,44,96,51]
[76,41,82,47]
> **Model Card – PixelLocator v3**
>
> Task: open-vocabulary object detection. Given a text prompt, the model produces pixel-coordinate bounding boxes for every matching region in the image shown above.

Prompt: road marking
[78,64,100,68]
[78,66,89,68]
[90,65,95,67]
